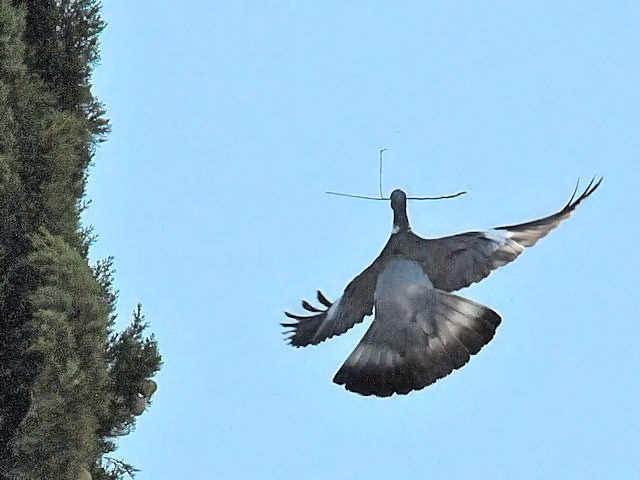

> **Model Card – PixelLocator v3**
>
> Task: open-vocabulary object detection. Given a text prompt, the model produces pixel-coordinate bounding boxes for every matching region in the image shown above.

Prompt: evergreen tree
[0,2,162,479]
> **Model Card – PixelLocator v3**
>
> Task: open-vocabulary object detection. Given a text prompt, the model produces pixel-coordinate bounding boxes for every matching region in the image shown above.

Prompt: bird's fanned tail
[333,289,501,397]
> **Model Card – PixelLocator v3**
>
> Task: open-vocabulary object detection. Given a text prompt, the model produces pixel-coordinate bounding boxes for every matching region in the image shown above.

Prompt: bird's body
[283,179,601,397]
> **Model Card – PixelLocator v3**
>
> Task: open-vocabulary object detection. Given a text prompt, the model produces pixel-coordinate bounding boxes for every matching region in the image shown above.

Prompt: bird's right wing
[412,177,601,292]
[282,258,385,347]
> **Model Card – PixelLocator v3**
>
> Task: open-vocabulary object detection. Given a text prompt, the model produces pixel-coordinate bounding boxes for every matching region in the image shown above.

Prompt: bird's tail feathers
[333,290,501,397]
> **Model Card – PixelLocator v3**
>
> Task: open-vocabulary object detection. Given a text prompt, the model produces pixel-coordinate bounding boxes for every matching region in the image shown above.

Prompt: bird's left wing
[408,177,601,292]
[282,257,386,347]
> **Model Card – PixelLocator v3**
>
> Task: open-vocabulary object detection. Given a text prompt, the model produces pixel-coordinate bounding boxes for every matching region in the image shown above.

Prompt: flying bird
[283,178,602,397]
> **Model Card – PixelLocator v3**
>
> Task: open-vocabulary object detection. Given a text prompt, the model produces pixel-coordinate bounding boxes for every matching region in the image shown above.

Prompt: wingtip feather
[317,290,332,307]
[564,175,602,212]
[302,300,322,312]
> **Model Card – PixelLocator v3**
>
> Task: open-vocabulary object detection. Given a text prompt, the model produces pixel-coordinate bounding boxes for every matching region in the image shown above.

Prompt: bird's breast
[374,257,433,317]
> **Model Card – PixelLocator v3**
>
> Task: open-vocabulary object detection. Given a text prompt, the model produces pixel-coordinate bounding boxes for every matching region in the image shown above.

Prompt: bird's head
[390,189,407,211]
[390,189,409,233]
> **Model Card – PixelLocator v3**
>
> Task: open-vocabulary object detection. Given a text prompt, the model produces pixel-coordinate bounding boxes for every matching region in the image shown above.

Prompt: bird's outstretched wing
[408,177,602,292]
[282,258,385,347]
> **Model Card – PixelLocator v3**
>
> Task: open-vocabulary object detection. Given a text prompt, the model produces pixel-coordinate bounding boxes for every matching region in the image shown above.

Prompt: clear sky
[86,2,639,478]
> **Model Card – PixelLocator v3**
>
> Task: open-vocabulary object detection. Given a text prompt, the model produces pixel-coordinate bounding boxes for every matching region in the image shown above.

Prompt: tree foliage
[0,2,161,479]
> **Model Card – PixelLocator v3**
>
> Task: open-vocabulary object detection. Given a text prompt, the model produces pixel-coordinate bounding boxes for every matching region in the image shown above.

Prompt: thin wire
[408,191,467,200]
[379,148,387,199]
[326,190,467,200]
[326,192,389,200]
[327,147,467,201]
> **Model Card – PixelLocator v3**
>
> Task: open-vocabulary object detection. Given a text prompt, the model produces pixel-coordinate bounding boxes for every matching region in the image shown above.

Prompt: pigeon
[283,178,602,397]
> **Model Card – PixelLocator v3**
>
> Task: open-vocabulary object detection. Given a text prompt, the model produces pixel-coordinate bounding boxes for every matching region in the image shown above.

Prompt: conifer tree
[0,2,162,479]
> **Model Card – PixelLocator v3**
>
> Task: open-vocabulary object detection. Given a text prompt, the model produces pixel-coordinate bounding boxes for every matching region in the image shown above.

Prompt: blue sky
[86,2,639,478]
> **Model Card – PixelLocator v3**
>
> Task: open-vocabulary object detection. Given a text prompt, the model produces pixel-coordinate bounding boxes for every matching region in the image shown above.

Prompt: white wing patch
[484,229,525,259]
[483,229,513,245]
